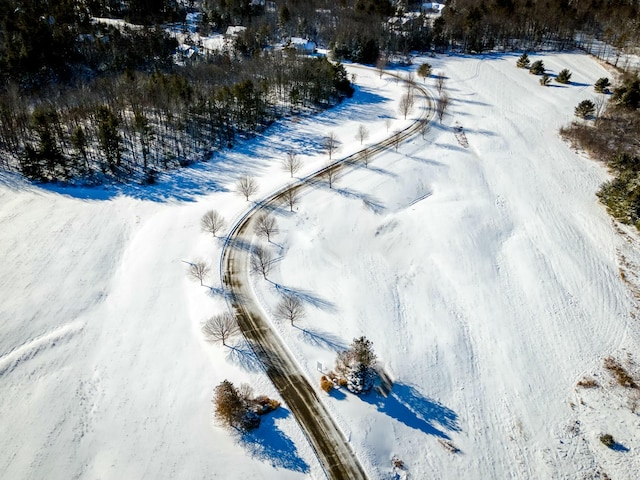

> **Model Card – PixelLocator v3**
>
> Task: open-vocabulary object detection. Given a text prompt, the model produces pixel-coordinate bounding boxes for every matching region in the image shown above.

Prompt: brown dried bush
[320,375,334,393]
[603,357,637,388]
[577,377,599,388]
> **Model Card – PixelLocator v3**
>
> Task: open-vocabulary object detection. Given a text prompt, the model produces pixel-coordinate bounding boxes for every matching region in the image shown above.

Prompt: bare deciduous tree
[324,131,341,160]
[274,293,305,326]
[385,118,392,132]
[254,213,277,242]
[436,92,450,123]
[202,312,240,346]
[200,209,226,238]
[398,92,415,120]
[361,147,371,168]
[282,150,302,177]
[405,72,416,95]
[392,130,401,151]
[376,56,387,78]
[436,72,446,94]
[236,174,258,201]
[420,123,430,139]
[251,245,272,279]
[324,164,338,189]
[356,124,370,145]
[213,380,260,432]
[594,95,606,124]
[283,188,299,212]
[188,259,210,286]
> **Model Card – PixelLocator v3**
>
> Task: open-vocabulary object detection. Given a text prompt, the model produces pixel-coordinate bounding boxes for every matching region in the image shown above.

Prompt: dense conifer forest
[0,0,638,184]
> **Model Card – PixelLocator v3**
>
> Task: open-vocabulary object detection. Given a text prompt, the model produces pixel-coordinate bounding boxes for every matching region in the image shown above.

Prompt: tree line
[561,73,640,228]
[0,52,353,183]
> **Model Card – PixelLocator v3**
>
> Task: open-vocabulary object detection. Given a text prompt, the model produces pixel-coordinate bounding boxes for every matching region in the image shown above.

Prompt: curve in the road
[220,66,435,480]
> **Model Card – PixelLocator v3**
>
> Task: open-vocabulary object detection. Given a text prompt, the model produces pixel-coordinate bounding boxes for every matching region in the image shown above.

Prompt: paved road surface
[221,67,434,479]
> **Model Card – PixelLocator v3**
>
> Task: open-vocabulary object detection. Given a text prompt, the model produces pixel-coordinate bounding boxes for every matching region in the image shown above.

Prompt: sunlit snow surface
[1,52,639,479]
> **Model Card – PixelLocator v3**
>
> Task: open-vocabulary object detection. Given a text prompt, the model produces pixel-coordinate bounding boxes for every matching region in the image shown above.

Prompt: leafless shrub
[603,356,637,388]
[577,377,599,388]
[213,380,260,432]
[252,395,281,414]
[438,439,460,453]
[627,389,640,413]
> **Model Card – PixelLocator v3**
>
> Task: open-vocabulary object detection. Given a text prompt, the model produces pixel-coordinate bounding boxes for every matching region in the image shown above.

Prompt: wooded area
[1,0,639,184]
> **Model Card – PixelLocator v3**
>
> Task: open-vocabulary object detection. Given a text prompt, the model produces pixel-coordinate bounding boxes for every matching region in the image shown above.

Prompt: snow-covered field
[2,52,639,479]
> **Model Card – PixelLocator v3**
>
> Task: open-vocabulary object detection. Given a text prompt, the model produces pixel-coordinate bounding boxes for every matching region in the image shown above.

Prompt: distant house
[421,2,445,14]
[288,37,317,54]
[225,25,247,37]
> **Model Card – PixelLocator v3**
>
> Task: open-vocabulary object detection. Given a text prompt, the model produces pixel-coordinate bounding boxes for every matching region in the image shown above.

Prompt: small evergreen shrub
[600,434,615,448]
[516,53,530,69]
[594,77,611,93]
[529,60,545,75]
[418,62,432,79]
[540,74,551,86]
[612,73,640,109]
[575,99,595,119]
[556,69,572,84]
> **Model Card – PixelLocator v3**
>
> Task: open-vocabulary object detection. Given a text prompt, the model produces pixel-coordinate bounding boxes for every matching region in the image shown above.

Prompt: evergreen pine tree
[575,99,595,119]
[594,77,611,93]
[556,69,572,84]
[335,336,377,395]
[516,53,530,69]
[529,60,545,75]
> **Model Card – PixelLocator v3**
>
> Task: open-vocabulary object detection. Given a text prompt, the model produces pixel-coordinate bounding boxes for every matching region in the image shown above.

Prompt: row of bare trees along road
[220,66,435,480]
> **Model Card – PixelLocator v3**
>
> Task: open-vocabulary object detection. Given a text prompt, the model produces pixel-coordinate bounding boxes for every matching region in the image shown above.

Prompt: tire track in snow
[0,321,84,376]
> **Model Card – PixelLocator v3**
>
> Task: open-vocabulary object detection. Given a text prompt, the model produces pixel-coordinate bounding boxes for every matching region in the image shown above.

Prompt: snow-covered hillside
[2,52,639,480]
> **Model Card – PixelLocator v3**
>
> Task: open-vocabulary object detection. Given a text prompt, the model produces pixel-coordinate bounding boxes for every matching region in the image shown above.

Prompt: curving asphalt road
[220,66,435,480]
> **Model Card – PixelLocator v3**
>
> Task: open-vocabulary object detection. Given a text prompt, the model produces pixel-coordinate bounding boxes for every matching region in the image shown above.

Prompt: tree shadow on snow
[239,407,310,473]
[334,186,385,214]
[610,442,630,452]
[295,325,346,352]
[274,283,338,313]
[226,340,263,372]
[363,383,460,439]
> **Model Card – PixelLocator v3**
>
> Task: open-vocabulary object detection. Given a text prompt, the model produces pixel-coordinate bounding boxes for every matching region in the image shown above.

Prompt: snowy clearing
[1,52,639,479]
